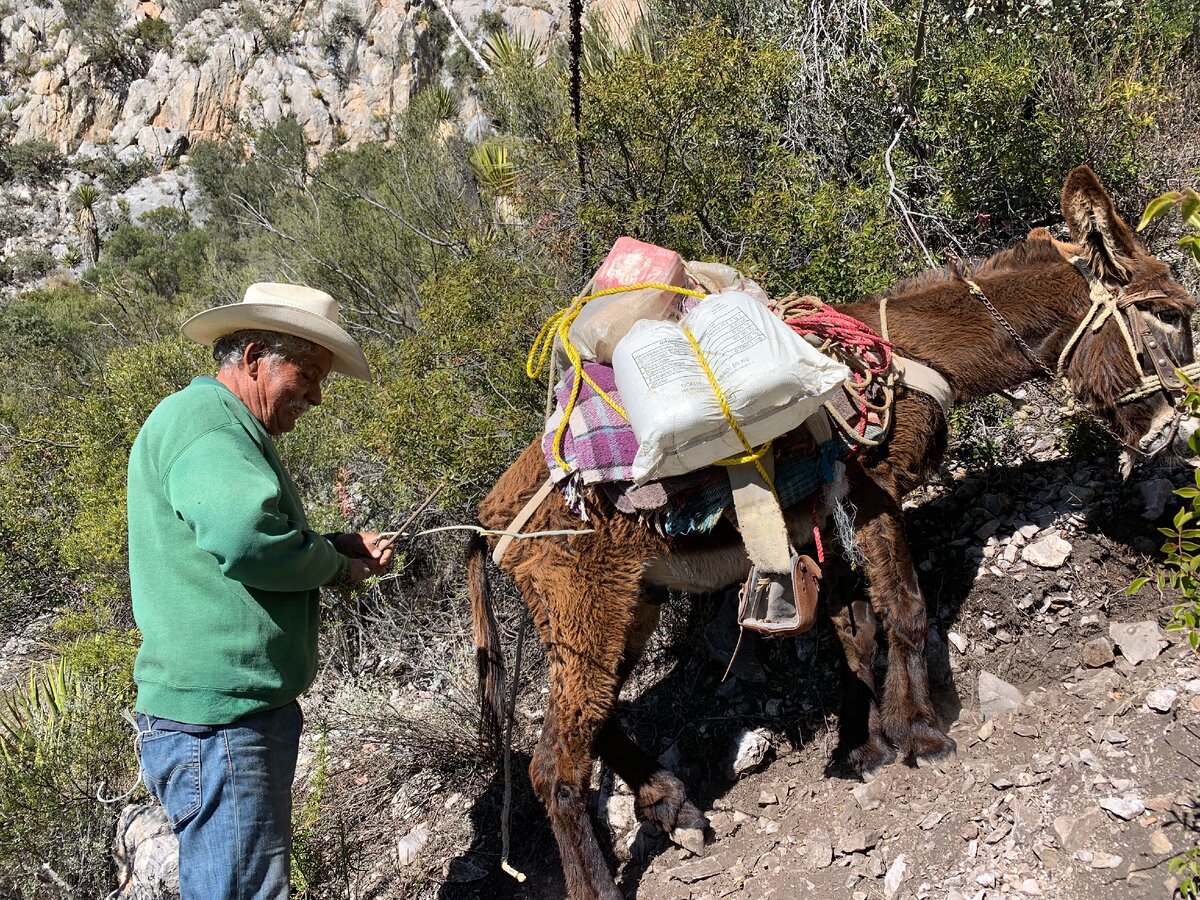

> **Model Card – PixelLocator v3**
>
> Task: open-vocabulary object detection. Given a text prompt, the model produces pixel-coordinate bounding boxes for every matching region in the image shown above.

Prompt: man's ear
[242,342,266,377]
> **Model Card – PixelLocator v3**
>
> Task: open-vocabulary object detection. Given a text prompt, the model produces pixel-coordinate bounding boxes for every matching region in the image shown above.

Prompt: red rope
[779,297,893,376]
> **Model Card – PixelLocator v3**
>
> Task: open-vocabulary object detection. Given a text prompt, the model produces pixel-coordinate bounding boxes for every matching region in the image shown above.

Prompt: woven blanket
[542,363,637,487]
[542,364,862,534]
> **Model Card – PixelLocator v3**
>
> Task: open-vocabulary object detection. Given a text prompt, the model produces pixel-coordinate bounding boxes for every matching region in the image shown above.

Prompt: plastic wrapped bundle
[613,290,850,483]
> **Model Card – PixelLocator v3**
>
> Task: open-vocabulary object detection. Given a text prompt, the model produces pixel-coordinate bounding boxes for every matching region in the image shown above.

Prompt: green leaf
[1181,235,1200,268]
[1128,576,1150,595]
[1137,191,1183,231]
[1182,188,1200,229]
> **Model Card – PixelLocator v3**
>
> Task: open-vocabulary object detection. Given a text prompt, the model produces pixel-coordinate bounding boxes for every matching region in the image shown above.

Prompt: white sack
[613,290,851,483]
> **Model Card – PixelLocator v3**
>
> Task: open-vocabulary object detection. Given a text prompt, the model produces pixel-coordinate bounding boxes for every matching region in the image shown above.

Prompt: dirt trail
[428,443,1200,900]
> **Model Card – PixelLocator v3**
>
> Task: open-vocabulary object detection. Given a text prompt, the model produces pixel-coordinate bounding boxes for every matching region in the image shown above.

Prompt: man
[127,283,394,898]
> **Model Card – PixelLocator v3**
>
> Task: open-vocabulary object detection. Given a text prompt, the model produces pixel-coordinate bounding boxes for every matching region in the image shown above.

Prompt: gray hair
[213,329,321,369]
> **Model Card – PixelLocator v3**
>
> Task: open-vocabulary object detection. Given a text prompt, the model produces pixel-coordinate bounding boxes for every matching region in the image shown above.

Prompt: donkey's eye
[1156,309,1183,327]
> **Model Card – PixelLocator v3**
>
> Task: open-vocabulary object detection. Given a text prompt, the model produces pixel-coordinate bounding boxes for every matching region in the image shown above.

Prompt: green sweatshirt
[127,376,351,725]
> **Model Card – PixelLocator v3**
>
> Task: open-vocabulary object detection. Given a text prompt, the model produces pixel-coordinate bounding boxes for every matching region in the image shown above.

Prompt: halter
[1058,257,1200,405]
[966,254,1200,459]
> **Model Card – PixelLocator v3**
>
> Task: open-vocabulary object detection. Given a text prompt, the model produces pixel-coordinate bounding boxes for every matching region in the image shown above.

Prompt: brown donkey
[468,166,1198,900]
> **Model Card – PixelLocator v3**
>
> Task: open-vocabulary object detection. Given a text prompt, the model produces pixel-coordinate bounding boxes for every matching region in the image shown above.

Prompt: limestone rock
[1021,533,1072,568]
[1099,797,1145,821]
[883,854,907,900]
[1109,621,1168,666]
[726,728,770,778]
[978,671,1023,719]
[112,803,178,899]
[1146,689,1178,712]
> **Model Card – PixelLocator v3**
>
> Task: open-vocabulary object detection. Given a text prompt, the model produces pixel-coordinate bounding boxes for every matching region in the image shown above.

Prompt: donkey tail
[467,532,505,753]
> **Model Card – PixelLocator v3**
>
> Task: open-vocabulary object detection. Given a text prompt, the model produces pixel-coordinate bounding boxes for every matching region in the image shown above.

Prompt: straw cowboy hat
[181,283,371,380]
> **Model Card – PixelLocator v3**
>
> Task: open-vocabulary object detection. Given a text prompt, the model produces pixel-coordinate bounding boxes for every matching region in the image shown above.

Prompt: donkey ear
[1060,165,1141,284]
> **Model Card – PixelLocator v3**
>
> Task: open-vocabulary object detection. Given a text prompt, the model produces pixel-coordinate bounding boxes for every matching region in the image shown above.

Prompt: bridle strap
[964,257,1186,459]
[1057,257,1142,387]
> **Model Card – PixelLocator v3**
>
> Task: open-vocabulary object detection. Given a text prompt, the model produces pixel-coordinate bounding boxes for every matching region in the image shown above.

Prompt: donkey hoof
[910,725,957,767]
[849,741,896,780]
[671,826,707,857]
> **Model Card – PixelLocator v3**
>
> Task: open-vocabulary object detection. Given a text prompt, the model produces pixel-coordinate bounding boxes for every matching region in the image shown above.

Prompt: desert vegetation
[1,0,1200,896]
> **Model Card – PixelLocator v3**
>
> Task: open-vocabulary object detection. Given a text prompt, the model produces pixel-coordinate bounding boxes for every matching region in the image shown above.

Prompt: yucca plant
[482,29,542,68]
[409,84,461,127]
[0,658,77,766]
[469,141,517,194]
[0,644,139,896]
[72,183,101,266]
[581,1,663,80]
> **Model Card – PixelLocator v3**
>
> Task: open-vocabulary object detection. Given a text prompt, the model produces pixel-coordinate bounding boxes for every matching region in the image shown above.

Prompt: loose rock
[1109,621,1168,666]
[1021,533,1072,568]
[1081,637,1115,668]
[727,729,771,777]
[883,854,907,900]
[979,671,1024,719]
[1145,689,1178,712]
[1099,797,1145,821]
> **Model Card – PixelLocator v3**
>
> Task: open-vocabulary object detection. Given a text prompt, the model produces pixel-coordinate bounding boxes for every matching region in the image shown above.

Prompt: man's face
[259,346,334,435]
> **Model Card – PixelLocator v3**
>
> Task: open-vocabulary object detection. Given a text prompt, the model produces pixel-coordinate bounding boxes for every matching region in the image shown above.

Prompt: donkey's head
[1054,165,1198,472]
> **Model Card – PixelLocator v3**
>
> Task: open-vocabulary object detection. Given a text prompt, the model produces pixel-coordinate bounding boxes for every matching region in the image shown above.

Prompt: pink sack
[567,237,688,365]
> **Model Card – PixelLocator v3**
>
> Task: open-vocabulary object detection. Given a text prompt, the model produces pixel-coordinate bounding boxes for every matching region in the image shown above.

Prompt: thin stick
[884,117,937,270]
[374,483,447,551]
[376,524,594,543]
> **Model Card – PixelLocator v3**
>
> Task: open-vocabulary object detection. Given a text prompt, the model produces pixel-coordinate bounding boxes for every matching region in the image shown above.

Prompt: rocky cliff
[0,0,616,290]
[4,0,574,157]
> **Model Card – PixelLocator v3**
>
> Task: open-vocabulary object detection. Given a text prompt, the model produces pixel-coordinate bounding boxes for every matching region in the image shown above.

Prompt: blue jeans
[137,702,303,900]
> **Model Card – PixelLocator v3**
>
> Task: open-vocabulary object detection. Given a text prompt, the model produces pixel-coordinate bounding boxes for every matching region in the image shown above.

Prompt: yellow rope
[528,280,778,485]
[528,281,706,473]
[679,323,777,495]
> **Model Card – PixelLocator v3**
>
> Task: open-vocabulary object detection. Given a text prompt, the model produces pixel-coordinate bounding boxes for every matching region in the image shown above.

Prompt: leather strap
[492,477,556,567]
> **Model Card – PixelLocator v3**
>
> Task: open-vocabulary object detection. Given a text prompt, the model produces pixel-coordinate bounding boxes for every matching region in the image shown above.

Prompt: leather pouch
[737,551,821,637]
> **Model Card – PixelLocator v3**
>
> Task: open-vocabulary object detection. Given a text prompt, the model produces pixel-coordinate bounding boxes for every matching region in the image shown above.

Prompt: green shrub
[76,145,153,193]
[291,730,360,896]
[0,647,138,898]
[88,206,211,301]
[3,248,56,283]
[135,16,172,52]
[1,140,66,183]
[947,395,1023,468]
[1171,848,1200,899]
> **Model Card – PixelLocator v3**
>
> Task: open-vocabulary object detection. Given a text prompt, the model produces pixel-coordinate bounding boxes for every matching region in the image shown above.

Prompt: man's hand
[330,531,395,583]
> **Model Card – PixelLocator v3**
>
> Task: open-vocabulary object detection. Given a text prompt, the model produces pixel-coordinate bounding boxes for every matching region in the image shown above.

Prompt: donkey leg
[530,692,621,900]
[826,586,895,777]
[596,588,708,854]
[856,502,956,765]
[521,565,650,900]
